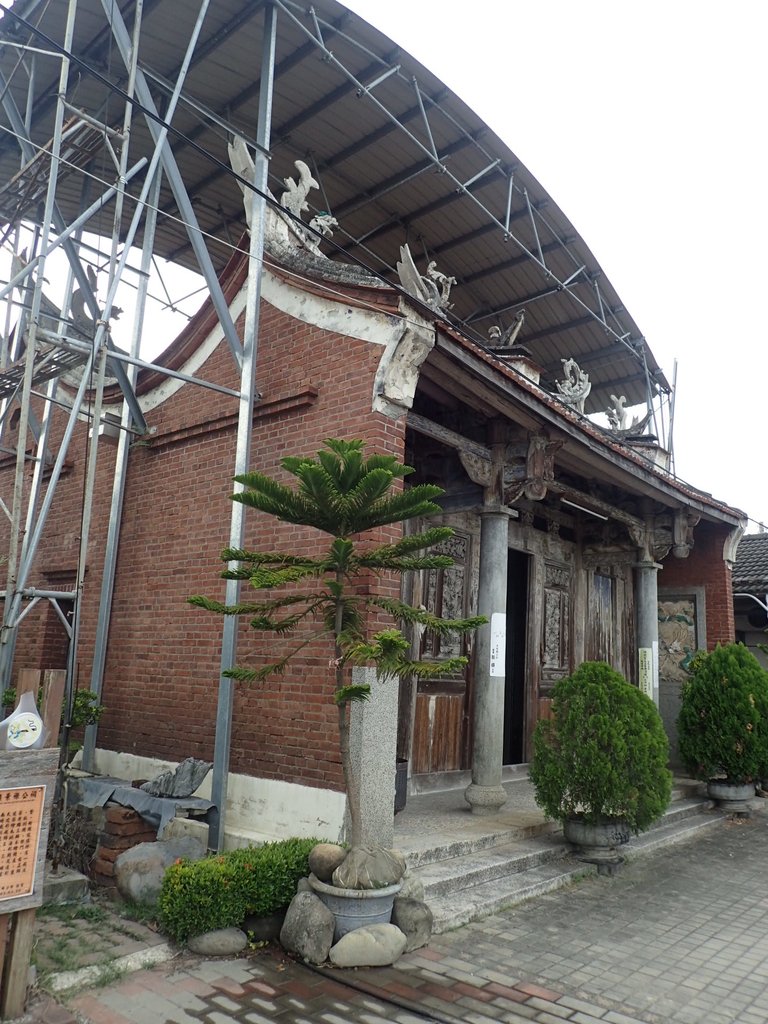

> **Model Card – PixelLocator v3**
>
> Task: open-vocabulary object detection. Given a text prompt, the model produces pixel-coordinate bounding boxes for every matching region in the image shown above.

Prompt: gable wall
[0,293,404,794]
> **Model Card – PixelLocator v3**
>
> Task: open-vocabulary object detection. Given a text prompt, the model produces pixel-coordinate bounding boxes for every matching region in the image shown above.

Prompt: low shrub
[530,661,672,833]
[157,836,320,943]
[677,642,768,783]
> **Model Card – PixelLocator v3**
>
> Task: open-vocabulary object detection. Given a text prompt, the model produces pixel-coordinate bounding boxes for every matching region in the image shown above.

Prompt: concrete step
[419,833,568,898]
[403,817,557,870]
[420,792,719,934]
[429,859,597,934]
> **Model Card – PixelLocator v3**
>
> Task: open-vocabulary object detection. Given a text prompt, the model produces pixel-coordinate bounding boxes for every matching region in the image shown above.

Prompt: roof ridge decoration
[606,393,653,439]
[395,244,456,315]
[228,136,381,289]
[555,357,591,414]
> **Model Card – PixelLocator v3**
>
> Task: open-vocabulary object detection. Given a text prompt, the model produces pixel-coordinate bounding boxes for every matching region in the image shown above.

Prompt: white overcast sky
[2,2,764,528]
[344,0,767,531]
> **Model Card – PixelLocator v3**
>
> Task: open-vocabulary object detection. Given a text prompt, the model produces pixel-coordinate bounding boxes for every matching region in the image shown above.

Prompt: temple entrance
[503,548,529,764]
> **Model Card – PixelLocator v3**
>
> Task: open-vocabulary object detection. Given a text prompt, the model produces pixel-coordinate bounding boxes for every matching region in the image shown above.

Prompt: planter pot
[563,817,630,865]
[308,873,402,941]
[707,779,755,813]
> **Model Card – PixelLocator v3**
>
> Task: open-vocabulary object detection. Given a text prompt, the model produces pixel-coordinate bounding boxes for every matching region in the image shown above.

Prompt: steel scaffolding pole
[208,0,277,851]
[0,0,79,688]
[100,0,246,372]
[0,67,149,433]
[82,166,162,772]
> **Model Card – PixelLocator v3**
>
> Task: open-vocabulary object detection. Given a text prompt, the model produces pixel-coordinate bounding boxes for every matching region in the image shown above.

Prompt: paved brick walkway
[20,811,768,1023]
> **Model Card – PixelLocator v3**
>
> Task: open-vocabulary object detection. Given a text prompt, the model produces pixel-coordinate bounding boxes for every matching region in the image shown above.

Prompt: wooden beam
[406,411,490,461]
[0,910,35,1019]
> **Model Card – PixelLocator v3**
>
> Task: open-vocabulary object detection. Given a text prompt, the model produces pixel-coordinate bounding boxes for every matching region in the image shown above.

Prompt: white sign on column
[638,647,653,701]
[489,613,506,677]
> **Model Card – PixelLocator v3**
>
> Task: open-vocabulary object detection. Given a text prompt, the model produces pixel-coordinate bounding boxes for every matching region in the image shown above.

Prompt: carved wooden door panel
[411,530,475,774]
[586,572,615,665]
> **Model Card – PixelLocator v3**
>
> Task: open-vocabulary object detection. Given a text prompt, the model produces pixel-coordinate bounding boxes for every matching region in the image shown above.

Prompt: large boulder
[329,923,407,967]
[280,891,335,965]
[332,845,406,889]
[114,836,205,905]
[308,843,347,884]
[392,897,433,951]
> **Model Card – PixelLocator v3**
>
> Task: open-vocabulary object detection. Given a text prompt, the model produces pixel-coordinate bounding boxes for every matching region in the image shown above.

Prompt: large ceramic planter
[563,817,631,865]
[308,874,402,941]
[707,779,755,813]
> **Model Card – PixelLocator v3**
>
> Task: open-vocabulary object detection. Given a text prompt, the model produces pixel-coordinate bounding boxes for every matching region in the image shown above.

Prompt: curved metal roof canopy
[0,0,669,412]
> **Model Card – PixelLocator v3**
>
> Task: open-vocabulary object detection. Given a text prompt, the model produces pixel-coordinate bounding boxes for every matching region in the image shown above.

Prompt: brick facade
[659,521,737,648]
[0,265,405,796]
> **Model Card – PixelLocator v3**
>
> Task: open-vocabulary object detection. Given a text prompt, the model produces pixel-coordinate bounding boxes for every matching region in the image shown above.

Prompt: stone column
[635,559,661,707]
[465,509,509,815]
[349,666,398,848]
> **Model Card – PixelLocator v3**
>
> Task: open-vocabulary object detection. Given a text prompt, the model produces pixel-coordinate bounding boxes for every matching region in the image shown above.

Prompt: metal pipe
[0,159,147,307]
[39,332,241,398]
[0,0,77,688]
[208,0,277,852]
[100,0,245,372]
[83,166,161,771]
[0,70,148,433]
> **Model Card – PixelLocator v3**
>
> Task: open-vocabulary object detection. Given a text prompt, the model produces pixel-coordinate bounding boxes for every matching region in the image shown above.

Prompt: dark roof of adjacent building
[734,534,768,594]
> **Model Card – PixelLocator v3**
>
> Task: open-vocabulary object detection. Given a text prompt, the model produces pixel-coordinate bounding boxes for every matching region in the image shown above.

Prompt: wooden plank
[39,669,66,749]
[412,693,464,773]
[0,909,35,1019]
[0,916,9,986]
[15,670,39,699]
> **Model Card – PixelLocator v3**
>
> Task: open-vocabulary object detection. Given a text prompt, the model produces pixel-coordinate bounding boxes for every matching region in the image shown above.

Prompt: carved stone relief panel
[422,531,470,663]
[541,561,571,693]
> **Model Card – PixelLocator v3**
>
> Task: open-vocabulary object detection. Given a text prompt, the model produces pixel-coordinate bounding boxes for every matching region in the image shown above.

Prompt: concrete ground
[20,809,768,1024]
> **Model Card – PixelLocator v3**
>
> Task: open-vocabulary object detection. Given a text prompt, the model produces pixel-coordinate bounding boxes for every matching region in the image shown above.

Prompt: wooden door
[411,529,476,774]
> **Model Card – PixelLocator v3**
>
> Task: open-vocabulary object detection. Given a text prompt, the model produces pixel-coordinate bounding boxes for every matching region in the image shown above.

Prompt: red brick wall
[0,282,406,794]
[659,521,736,648]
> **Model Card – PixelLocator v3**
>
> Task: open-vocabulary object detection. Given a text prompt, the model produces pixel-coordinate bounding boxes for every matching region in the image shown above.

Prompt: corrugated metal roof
[0,0,669,411]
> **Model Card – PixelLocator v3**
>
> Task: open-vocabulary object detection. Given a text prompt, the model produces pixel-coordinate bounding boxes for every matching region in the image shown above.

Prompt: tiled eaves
[434,319,745,527]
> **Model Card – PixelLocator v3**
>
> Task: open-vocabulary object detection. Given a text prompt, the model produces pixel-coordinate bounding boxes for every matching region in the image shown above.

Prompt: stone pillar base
[464,782,507,816]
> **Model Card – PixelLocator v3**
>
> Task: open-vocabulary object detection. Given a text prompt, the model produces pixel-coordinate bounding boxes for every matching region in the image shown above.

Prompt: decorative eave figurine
[555,357,591,414]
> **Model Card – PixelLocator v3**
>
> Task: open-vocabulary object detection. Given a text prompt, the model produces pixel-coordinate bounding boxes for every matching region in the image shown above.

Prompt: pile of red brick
[91,803,157,886]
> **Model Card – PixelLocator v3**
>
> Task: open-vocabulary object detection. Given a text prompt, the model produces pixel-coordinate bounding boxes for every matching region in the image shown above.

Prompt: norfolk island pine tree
[190,438,485,853]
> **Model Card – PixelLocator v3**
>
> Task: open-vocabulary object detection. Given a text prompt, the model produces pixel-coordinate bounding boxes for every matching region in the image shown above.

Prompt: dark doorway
[503,549,529,764]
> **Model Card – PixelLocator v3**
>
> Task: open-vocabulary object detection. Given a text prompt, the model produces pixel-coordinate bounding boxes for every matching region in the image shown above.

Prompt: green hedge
[158,837,320,943]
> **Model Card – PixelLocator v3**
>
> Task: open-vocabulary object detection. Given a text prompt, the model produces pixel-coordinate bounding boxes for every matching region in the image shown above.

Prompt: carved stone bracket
[628,516,673,563]
[503,434,564,504]
[672,510,700,558]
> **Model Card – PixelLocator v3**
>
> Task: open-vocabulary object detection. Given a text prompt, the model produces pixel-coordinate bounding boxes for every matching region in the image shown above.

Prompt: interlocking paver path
[25,809,768,1023]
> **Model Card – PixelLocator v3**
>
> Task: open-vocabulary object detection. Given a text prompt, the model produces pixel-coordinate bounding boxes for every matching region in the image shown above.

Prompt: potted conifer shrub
[677,643,768,811]
[530,661,672,865]
[190,438,483,936]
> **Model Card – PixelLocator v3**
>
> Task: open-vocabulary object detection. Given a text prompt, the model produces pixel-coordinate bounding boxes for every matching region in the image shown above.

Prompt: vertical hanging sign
[490,613,507,677]
[638,647,653,699]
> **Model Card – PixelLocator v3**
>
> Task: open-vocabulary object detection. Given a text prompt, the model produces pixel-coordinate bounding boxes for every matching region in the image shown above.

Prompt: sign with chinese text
[489,613,506,677]
[638,647,653,700]
[0,785,45,901]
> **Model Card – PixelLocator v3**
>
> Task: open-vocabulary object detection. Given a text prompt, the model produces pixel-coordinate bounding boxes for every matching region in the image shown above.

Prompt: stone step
[421,796,719,934]
[403,817,557,870]
[419,834,567,898]
[428,859,598,934]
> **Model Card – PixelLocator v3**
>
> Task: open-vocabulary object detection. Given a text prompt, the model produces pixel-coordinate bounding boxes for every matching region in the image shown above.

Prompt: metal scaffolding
[0,0,674,845]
